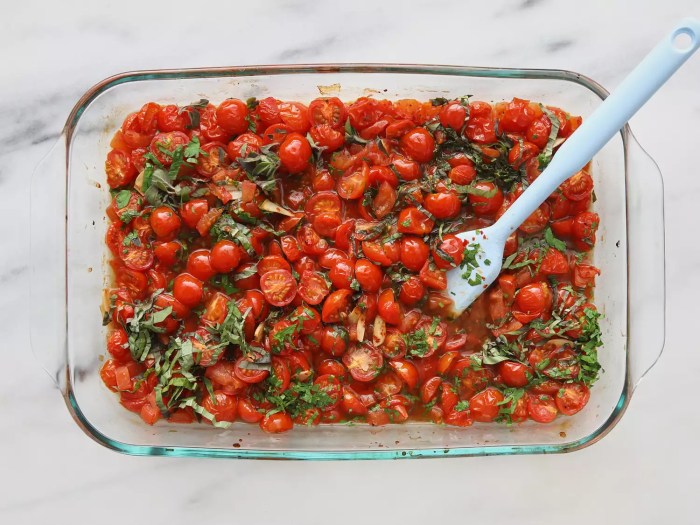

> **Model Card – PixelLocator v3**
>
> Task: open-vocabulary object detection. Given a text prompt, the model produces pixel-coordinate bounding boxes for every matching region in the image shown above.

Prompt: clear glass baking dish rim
[30,63,666,459]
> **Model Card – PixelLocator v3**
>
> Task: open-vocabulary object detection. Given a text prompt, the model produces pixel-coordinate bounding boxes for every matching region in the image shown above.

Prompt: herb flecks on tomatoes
[101,95,601,431]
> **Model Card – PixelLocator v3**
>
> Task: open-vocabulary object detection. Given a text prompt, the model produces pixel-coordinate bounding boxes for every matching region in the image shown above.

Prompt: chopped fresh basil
[544,226,567,252]
[115,190,131,209]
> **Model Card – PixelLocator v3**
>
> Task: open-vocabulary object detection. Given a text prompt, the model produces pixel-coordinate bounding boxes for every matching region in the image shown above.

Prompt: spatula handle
[491,17,700,239]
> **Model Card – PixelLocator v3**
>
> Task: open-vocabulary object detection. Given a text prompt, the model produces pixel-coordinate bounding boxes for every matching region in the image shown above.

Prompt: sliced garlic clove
[259,199,294,216]
[373,316,386,346]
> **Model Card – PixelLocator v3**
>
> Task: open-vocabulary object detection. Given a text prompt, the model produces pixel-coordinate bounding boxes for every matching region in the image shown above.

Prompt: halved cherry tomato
[298,270,330,305]
[415,316,447,357]
[343,344,384,382]
[368,166,399,188]
[527,393,558,423]
[116,267,148,299]
[234,356,269,384]
[372,181,397,219]
[389,359,419,390]
[337,162,369,200]
[551,217,574,238]
[195,142,228,178]
[310,124,345,152]
[305,191,342,220]
[382,328,407,359]
[341,386,369,416]
[313,374,342,410]
[149,131,189,166]
[107,191,142,223]
[105,149,138,188]
[297,224,328,255]
[555,383,590,415]
[419,261,447,291]
[322,289,352,323]
[562,170,594,201]
[120,244,154,271]
[309,97,347,128]
[260,269,297,307]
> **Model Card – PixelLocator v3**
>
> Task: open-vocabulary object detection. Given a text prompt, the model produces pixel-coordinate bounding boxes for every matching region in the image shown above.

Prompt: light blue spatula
[446,17,700,317]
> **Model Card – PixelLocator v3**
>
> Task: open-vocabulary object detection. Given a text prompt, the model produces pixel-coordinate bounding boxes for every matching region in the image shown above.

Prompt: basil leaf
[179,338,195,370]
[210,214,254,254]
[184,135,206,160]
[234,263,258,280]
[178,397,231,428]
[544,227,567,252]
[538,106,562,167]
[115,190,131,209]
[203,377,217,405]
[453,183,497,198]
[149,306,173,325]
[238,360,272,371]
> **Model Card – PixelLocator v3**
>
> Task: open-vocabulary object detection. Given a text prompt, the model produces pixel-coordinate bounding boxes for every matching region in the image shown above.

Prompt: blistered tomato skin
[102,95,598,432]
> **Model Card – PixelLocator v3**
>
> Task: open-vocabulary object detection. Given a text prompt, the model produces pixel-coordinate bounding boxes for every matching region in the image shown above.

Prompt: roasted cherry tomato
[279,132,312,173]
[102,95,601,434]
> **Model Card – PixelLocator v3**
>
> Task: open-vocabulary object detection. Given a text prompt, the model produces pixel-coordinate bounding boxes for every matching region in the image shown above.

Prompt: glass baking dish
[30,64,665,459]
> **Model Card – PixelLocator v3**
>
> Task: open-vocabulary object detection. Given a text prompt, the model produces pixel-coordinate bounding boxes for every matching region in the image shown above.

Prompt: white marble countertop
[3,1,700,523]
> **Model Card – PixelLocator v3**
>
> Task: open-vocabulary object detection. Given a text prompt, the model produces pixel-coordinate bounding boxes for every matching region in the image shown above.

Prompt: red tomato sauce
[101,96,602,432]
